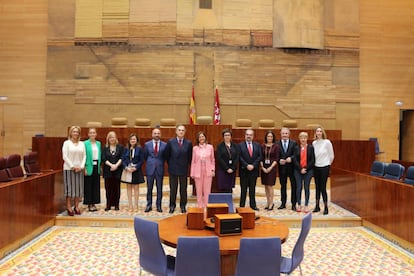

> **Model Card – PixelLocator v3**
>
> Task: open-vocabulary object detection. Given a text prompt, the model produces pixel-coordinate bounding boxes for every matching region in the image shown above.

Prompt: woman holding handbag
[122,133,145,212]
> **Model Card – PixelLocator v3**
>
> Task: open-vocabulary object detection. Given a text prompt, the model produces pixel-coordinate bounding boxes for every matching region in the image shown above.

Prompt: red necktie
[248,142,253,157]
[154,141,158,155]
[179,139,183,147]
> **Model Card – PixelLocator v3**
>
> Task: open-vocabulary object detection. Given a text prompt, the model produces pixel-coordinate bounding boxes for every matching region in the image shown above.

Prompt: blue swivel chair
[174,236,220,276]
[208,193,235,213]
[383,163,405,180]
[281,212,312,276]
[133,217,175,276]
[370,161,386,177]
[235,237,281,276]
[404,166,414,185]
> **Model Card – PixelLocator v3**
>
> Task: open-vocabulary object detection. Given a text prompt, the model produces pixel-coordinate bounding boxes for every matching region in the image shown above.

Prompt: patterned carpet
[55,183,359,220]
[0,226,413,275]
[1,182,413,275]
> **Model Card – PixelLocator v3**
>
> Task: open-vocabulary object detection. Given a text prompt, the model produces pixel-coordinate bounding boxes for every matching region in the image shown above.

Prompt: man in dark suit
[164,124,193,213]
[238,128,262,211]
[144,128,166,213]
[278,127,298,210]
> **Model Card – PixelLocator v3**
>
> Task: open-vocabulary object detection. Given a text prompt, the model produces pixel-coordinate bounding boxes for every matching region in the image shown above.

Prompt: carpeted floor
[1,183,413,275]
[0,226,413,275]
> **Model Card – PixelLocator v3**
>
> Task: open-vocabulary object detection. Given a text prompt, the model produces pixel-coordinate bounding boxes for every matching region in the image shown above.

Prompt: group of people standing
[62,124,334,216]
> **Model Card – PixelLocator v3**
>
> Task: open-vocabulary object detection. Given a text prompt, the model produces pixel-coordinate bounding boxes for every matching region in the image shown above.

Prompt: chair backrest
[5,154,25,178]
[0,157,10,182]
[235,237,281,276]
[369,137,382,154]
[208,193,235,213]
[383,163,405,180]
[24,151,41,174]
[289,212,312,272]
[174,236,220,276]
[370,161,386,177]
[404,166,414,185]
[133,217,169,276]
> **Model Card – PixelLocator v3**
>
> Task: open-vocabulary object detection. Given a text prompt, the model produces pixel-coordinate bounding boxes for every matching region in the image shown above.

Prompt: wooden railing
[0,171,64,257]
[331,167,414,244]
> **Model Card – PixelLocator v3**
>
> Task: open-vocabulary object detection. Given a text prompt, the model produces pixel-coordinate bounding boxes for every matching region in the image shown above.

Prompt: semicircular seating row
[370,161,414,185]
[86,117,321,129]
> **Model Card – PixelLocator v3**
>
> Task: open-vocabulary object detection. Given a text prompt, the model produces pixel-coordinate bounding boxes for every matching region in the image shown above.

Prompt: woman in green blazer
[84,128,102,212]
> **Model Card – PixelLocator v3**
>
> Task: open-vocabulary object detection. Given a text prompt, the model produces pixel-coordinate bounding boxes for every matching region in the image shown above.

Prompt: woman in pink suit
[190,131,215,208]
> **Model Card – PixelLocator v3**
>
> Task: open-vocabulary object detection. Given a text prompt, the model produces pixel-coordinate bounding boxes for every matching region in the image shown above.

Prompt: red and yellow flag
[189,86,197,125]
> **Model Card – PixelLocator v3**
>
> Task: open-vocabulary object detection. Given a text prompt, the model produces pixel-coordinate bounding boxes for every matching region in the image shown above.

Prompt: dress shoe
[169,207,175,214]
[323,206,329,215]
[251,207,259,211]
[291,206,296,211]
[268,204,274,211]
[91,205,98,212]
[105,207,110,211]
[67,209,74,216]
[181,207,186,213]
[157,207,163,213]
[278,205,286,210]
[264,206,269,210]
[74,208,81,215]
[145,206,152,213]
[313,206,320,213]
[115,206,120,211]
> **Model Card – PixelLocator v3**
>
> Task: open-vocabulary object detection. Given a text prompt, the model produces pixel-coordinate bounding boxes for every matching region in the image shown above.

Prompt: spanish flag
[189,86,197,125]
[214,86,220,125]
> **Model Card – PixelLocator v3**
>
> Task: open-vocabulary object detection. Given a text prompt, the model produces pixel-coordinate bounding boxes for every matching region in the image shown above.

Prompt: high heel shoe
[67,209,74,216]
[74,207,81,215]
[268,204,274,211]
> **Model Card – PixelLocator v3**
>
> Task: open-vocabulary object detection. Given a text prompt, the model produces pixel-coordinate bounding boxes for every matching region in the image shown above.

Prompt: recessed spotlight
[395,101,403,107]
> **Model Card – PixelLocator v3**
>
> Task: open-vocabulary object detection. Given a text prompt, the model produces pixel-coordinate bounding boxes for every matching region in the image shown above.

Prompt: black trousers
[314,165,330,204]
[279,166,297,206]
[169,175,188,209]
[84,164,101,205]
[239,172,257,208]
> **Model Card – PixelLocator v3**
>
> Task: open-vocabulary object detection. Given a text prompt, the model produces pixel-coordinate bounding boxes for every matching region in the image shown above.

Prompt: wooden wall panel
[273,0,324,49]
[360,0,414,162]
[75,0,103,38]
[0,0,47,156]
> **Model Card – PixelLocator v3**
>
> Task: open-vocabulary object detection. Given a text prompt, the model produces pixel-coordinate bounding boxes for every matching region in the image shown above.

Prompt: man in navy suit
[238,128,262,211]
[164,124,193,213]
[144,128,166,213]
[278,127,298,210]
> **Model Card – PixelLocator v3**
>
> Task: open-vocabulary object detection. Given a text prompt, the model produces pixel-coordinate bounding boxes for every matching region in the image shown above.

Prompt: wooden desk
[158,214,289,276]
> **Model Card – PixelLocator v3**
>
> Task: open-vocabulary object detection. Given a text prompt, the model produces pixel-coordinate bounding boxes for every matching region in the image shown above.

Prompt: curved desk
[158,214,289,276]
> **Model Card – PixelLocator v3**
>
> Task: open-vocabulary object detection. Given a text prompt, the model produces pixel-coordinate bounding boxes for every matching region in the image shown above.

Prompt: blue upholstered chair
[404,166,414,185]
[174,236,220,276]
[383,163,405,180]
[370,161,386,177]
[133,217,175,276]
[281,212,312,276]
[208,193,235,213]
[235,237,281,276]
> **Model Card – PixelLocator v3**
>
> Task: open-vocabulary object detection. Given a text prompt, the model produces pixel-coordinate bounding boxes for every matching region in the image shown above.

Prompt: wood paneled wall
[1,0,414,163]
[0,1,48,156]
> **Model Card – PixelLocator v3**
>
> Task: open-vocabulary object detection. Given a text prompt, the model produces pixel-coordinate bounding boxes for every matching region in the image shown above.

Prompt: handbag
[121,169,132,183]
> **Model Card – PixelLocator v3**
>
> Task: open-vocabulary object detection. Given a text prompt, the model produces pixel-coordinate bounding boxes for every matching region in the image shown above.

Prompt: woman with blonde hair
[312,126,334,215]
[293,132,315,213]
[62,126,86,216]
[101,131,124,211]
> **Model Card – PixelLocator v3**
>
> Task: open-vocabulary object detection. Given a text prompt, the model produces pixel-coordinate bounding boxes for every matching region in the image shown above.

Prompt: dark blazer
[238,141,263,178]
[122,146,145,184]
[101,144,124,179]
[293,144,315,171]
[164,137,193,176]
[216,142,239,172]
[278,139,297,172]
[144,140,166,176]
